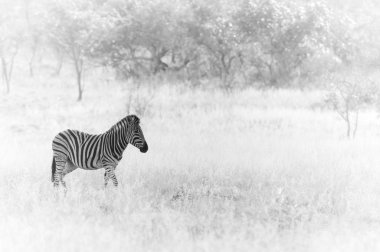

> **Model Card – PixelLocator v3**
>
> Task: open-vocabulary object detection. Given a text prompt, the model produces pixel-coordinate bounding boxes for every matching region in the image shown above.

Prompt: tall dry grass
[1,74,380,251]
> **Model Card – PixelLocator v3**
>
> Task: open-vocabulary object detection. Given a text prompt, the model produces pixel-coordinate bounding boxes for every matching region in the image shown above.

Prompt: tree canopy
[1,0,377,97]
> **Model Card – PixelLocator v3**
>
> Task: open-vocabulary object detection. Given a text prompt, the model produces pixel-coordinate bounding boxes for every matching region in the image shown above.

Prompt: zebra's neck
[106,124,129,160]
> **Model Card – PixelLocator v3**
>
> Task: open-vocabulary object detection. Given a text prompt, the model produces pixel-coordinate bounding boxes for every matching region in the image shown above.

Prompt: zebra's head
[126,115,148,153]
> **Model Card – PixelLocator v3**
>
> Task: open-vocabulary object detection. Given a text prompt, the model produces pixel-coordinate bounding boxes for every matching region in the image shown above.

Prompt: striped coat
[51,115,148,188]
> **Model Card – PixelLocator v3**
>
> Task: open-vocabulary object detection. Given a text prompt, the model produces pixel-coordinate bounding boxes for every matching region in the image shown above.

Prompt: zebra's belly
[71,156,104,170]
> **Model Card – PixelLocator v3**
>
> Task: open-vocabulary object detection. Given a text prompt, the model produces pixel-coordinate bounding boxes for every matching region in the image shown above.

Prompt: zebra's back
[52,129,104,169]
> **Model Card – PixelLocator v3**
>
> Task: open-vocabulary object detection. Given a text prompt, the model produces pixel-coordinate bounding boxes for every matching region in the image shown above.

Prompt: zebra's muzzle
[140,142,148,153]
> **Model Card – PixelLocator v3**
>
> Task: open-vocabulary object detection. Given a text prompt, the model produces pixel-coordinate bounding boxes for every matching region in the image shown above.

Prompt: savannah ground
[1,68,380,252]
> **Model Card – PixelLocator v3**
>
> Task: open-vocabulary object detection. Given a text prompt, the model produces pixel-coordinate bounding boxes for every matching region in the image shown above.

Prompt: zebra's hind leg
[104,166,118,187]
[53,156,67,189]
[104,172,110,187]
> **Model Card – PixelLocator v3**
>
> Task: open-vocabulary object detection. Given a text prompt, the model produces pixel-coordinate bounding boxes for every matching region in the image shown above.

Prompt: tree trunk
[345,114,351,138]
[345,104,351,138]
[353,110,359,138]
[54,48,64,76]
[346,120,350,138]
[1,53,16,94]
[55,56,64,76]
[24,0,38,77]
[29,43,37,77]
[71,45,84,101]
[76,69,83,101]
[151,47,168,74]
[29,36,40,77]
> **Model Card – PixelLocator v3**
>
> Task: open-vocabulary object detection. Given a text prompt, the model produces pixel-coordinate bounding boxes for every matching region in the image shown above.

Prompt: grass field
[1,71,380,252]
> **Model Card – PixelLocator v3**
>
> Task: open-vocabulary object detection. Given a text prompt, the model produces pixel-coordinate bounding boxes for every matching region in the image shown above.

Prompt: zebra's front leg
[104,166,118,187]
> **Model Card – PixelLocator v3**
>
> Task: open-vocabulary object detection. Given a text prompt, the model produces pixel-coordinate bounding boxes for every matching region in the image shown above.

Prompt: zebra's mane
[107,115,140,133]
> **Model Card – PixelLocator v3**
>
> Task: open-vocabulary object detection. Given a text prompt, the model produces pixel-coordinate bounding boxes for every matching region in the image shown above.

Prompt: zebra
[51,114,148,188]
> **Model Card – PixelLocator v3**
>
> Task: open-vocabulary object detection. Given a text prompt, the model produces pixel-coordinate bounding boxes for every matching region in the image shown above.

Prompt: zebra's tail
[51,157,56,182]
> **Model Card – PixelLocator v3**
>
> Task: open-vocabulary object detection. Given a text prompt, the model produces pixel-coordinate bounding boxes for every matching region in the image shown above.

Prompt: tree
[23,0,46,77]
[235,0,355,87]
[34,0,359,90]
[44,0,104,101]
[324,73,378,138]
[188,1,242,88]
[0,6,24,93]
[95,0,193,79]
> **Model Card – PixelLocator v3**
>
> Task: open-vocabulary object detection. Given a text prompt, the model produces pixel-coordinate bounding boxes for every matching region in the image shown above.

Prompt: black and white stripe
[51,115,148,188]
